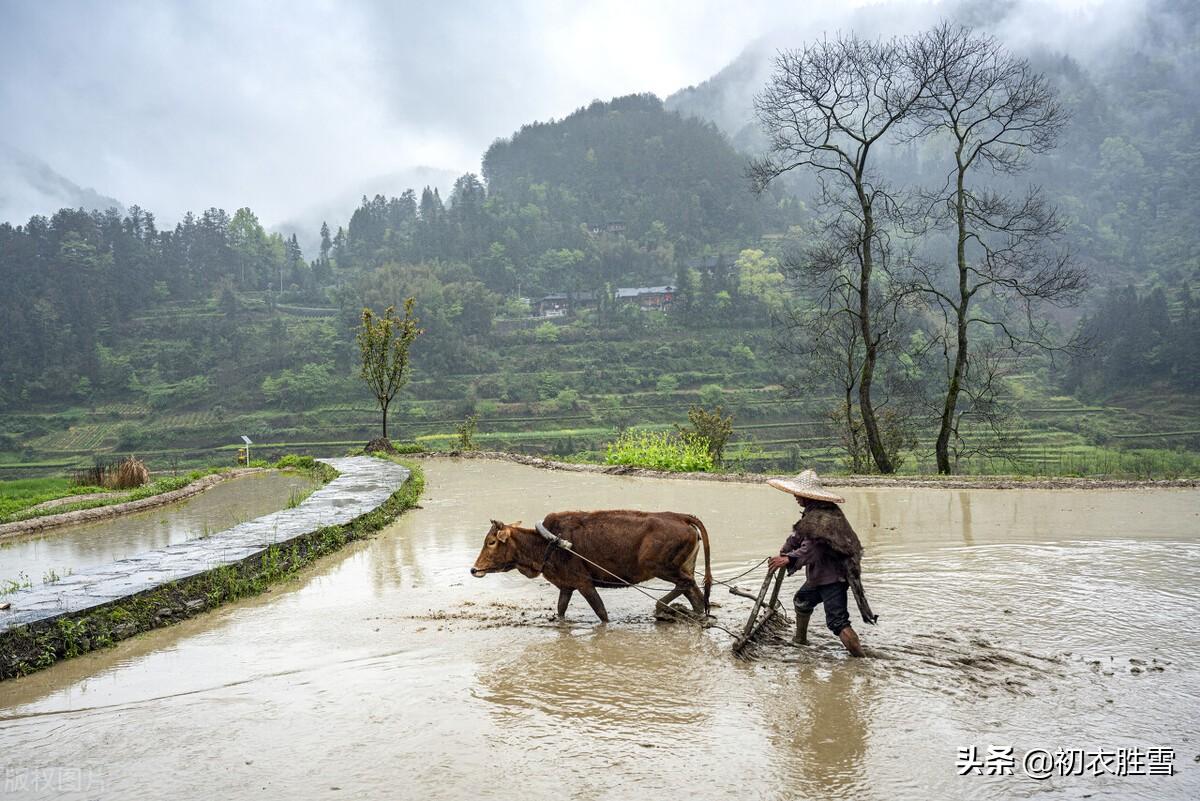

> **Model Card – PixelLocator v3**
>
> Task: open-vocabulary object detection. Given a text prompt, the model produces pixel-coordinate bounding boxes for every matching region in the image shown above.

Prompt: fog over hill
[0,146,124,224]
[274,165,460,259]
[666,0,1177,148]
[666,0,1198,284]
[0,0,1138,233]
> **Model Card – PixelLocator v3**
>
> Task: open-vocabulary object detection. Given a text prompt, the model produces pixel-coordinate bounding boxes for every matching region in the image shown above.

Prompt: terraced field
[1,321,1195,478]
[28,423,120,453]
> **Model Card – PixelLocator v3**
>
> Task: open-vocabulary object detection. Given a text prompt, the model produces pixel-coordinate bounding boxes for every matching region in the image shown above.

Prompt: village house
[587,220,627,236]
[535,291,598,317]
[535,285,675,317]
[615,285,675,311]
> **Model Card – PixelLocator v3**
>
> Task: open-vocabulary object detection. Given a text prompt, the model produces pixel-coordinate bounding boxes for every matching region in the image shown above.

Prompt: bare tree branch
[903,22,1085,473]
[751,32,930,473]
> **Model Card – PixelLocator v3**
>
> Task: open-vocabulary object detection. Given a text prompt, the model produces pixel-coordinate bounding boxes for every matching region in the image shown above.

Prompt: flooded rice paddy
[1,459,1197,799]
[0,471,317,586]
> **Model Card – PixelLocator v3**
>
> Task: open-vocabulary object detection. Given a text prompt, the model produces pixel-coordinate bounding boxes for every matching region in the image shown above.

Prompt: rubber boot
[793,611,812,645]
[838,626,866,657]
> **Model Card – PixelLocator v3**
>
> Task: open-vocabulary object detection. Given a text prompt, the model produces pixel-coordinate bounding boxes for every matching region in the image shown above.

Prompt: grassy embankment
[0,478,107,519]
[0,456,332,526]
[0,469,242,525]
[0,297,1196,479]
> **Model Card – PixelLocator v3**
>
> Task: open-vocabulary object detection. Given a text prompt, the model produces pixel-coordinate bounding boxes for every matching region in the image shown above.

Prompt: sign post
[241,435,253,465]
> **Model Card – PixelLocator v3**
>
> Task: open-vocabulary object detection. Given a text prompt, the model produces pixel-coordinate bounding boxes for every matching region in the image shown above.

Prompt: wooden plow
[730,566,790,658]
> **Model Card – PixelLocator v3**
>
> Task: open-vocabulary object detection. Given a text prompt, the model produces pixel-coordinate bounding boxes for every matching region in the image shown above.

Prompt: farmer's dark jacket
[778,504,879,624]
[781,524,846,587]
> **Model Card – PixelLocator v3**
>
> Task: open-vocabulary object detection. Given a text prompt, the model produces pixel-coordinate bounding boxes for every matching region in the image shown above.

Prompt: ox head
[470,519,522,577]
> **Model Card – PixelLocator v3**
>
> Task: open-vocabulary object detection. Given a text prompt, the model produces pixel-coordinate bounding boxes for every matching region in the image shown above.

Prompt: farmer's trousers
[794,581,851,634]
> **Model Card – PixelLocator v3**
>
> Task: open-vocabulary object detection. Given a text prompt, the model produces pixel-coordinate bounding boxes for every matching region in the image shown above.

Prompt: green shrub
[699,383,725,408]
[536,371,563,400]
[604,430,714,472]
[655,374,680,393]
[455,414,480,451]
[275,454,316,471]
[554,388,580,411]
[677,404,735,465]
[261,364,336,407]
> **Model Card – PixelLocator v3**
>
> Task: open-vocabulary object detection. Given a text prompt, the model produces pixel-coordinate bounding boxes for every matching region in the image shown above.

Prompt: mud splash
[0,459,1196,800]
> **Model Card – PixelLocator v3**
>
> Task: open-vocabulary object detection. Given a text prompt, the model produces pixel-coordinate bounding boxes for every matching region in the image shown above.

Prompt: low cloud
[0,0,1127,231]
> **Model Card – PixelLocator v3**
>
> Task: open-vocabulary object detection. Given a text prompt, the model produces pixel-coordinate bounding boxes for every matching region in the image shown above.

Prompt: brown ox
[470,510,712,623]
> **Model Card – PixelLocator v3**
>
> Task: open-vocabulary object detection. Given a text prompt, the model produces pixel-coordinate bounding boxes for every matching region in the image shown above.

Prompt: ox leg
[655,587,683,620]
[683,584,706,616]
[579,585,609,623]
[556,587,574,618]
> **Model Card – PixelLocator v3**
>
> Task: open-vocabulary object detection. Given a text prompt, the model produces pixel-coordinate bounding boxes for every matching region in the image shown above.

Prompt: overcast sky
[0,0,1116,231]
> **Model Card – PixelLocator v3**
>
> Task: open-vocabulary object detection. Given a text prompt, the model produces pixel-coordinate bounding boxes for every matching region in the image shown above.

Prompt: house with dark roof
[536,291,598,317]
[615,285,675,311]
[587,220,627,236]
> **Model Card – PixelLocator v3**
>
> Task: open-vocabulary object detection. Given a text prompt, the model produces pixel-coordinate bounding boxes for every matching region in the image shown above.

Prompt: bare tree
[751,33,931,473]
[936,340,1022,471]
[774,222,921,473]
[775,240,869,471]
[904,23,1086,473]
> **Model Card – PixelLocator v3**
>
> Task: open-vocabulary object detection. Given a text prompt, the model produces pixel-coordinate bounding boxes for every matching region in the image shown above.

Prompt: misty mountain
[665,0,1200,284]
[481,93,790,248]
[0,146,124,225]
[664,46,770,154]
[665,0,1183,142]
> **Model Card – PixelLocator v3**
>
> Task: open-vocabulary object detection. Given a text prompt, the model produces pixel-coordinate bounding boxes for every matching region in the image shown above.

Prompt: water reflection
[763,663,874,796]
[0,471,316,582]
[959,491,975,546]
[478,626,717,729]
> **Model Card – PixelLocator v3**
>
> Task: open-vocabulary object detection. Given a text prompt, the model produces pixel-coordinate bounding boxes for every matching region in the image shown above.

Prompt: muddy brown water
[0,471,317,585]
[1,459,1198,799]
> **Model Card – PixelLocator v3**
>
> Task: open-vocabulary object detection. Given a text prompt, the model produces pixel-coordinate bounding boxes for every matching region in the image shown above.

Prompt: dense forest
[339,94,796,295]
[0,95,795,408]
[1065,284,1200,396]
[0,206,314,407]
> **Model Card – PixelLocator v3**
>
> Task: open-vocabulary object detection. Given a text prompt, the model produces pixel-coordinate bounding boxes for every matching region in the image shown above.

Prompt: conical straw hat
[766,469,845,504]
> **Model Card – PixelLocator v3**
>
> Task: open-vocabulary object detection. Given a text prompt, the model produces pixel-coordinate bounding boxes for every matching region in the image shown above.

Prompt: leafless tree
[774,223,919,473]
[937,340,1022,471]
[750,33,931,473]
[904,23,1087,473]
[774,239,868,471]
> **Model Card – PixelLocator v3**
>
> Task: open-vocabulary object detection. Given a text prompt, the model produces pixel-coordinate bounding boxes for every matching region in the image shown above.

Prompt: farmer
[766,469,876,657]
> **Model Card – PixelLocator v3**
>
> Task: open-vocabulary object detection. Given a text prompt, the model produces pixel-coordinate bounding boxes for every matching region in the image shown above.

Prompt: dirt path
[416,450,1200,490]
[0,469,264,541]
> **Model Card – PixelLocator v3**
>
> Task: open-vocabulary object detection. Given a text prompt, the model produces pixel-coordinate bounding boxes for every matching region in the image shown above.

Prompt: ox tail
[684,514,712,615]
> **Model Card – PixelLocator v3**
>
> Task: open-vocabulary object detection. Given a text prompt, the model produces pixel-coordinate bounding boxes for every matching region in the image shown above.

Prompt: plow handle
[738,566,784,640]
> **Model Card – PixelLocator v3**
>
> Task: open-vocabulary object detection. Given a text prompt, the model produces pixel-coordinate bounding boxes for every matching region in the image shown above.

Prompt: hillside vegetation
[1,33,1197,478]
